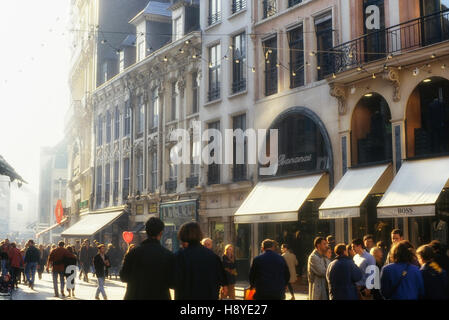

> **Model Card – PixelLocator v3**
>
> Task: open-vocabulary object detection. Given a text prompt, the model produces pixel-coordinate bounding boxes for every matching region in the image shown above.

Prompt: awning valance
[377,157,449,218]
[234,173,329,224]
[36,218,69,238]
[61,210,125,237]
[319,164,393,219]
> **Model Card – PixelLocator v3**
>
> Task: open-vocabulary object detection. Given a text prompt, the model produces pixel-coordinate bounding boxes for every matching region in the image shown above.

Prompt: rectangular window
[171,82,177,121]
[123,158,130,201]
[288,25,305,88]
[106,111,111,143]
[105,163,110,205]
[315,12,333,80]
[151,152,157,193]
[208,44,221,101]
[114,106,120,140]
[113,160,119,202]
[232,32,246,94]
[192,72,199,114]
[209,0,221,25]
[232,0,246,14]
[97,116,103,146]
[233,114,247,182]
[124,100,131,136]
[207,121,220,185]
[174,17,183,41]
[151,88,159,131]
[263,0,276,19]
[263,36,278,96]
[137,155,143,194]
[96,166,102,208]
[288,0,302,7]
[137,95,144,136]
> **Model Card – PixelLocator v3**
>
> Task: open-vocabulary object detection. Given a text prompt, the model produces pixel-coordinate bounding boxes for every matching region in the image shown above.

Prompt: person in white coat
[307,237,330,300]
[281,244,298,300]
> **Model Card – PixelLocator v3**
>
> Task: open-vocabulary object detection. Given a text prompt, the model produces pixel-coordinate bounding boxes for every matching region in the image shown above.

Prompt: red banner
[55,200,64,224]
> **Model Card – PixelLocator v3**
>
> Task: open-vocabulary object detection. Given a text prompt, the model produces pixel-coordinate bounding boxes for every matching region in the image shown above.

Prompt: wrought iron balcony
[165,180,177,193]
[208,86,221,102]
[288,0,302,7]
[208,12,221,26]
[186,175,199,189]
[326,9,449,76]
[232,0,246,14]
[232,79,247,94]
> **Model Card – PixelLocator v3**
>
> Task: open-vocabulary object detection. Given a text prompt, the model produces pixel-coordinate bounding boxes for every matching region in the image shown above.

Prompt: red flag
[55,200,64,224]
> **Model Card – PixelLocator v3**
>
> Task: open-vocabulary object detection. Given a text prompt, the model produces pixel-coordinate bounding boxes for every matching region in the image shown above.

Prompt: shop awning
[319,164,393,219]
[36,218,69,238]
[61,210,125,237]
[234,173,329,224]
[377,157,449,218]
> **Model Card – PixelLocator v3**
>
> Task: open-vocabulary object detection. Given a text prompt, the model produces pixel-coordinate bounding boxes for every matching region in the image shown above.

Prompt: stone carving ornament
[330,84,347,115]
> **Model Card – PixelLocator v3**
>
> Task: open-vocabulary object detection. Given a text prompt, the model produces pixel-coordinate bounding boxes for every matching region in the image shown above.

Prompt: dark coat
[434,253,449,274]
[120,238,175,300]
[326,256,363,300]
[48,247,72,273]
[174,244,227,300]
[93,254,110,278]
[24,246,40,264]
[249,250,290,300]
[420,262,449,300]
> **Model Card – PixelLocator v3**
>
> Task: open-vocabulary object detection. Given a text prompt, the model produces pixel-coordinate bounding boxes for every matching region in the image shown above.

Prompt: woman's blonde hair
[224,244,234,261]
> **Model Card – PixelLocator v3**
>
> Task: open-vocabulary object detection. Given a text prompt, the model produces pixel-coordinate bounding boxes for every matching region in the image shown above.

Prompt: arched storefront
[403,77,449,248]
[235,107,334,275]
[319,93,394,246]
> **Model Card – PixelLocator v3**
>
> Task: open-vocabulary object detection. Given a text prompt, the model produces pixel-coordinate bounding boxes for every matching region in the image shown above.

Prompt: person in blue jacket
[380,240,424,300]
[416,244,449,300]
[326,243,363,300]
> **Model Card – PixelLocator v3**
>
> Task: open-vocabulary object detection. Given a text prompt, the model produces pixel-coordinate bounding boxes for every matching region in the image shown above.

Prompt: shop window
[270,112,329,177]
[406,77,449,158]
[351,93,392,165]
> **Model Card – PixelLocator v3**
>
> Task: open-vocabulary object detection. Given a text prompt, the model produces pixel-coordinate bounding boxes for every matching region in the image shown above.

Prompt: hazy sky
[0,0,71,193]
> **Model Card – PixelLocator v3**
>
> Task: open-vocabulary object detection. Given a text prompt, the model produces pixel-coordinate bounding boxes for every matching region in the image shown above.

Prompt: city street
[1,271,308,301]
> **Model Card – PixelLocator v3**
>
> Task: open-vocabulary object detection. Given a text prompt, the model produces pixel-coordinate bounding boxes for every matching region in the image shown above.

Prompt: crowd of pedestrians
[0,237,124,299]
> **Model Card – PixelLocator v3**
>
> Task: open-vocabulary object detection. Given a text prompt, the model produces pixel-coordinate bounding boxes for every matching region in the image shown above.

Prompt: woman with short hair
[380,241,424,300]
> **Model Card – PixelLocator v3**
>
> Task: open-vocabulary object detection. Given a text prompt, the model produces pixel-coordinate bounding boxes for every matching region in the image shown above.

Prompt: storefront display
[159,200,197,252]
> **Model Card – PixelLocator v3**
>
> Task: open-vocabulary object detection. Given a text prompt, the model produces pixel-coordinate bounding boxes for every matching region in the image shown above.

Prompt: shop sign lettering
[278,154,312,166]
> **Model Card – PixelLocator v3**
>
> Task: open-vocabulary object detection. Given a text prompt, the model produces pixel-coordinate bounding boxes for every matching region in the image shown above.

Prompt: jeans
[95,277,107,298]
[52,271,65,295]
[25,262,37,285]
[1,260,8,276]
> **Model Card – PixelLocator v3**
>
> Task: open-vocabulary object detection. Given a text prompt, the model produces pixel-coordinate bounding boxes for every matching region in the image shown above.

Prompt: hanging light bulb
[317,66,321,70]
[292,71,297,76]
[252,67,256,73]
[192,53,197,59]
[309,51,315,57]
[268,49,273,54]
[185,39,190,45]
[163,56,168,62]
[413,68,419,76]
[387,54,393,60]
[209,62,213,68]
[332,73,337,79]
[357,66,362,71]
[224,55,229,60]
[350,86,356,94]
[398,66,402,70]
[431,53,436,59]
[372,73,376,79]
[101,39,107,44]
[236,59,240,64]
[384,64,389,70]
[179,48,184,53]
[442,64,446,70]
[348,52,353,58]
[276,63,280,68]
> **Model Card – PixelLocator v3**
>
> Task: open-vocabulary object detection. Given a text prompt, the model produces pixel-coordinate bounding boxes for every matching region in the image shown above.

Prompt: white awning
[36,218,69,238]
[319,164,393,219]
[377,157,449,218]
[61,210,125,237]
[234,173,329,224]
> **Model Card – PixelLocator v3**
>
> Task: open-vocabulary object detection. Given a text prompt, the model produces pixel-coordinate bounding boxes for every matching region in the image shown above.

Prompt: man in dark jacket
[249,239,290,300]
[47,241,73,297]
[430,240,449,273]
[93,244,110,300]
[24,240,40,290]
[120,217,175,300]
[326,243,363,300]
[174,222,228,300]
[417,244,449,300]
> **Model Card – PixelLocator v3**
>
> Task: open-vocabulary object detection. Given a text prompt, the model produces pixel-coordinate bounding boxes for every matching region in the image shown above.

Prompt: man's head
[326,235,335,246]
[370,247,383,264]
[391,229,403,244]
[334,243,347,257]
[351,238,365,255]
[261,239,276,252]
[97,244,106,254]
[178,222,203,246]
[201,238,213,250]
[314,237,328,255]
[429,240,443,254]
[27,239,35,247]
[416,244,434,266]
[58,241,65,248]
[391,240,414,264]
[363,234,374,250]
[281,243,289,254]
[145,217,165,240]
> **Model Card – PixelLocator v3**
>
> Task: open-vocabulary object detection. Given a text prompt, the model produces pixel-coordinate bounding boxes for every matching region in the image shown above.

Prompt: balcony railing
[326,9,449,76]
[165,180,177,193]
[208,12,221,26]
[208,86,221,101]
[232,0,246,14]
[232,79,247,94]
[186,176,199,189]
